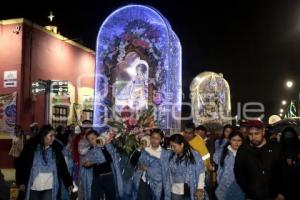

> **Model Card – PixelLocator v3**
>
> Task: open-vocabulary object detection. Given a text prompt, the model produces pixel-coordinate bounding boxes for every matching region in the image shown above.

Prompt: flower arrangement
[106,105,156,155]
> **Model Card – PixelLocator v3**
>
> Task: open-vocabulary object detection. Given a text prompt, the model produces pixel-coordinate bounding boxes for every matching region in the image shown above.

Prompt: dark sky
[2,0,300,121]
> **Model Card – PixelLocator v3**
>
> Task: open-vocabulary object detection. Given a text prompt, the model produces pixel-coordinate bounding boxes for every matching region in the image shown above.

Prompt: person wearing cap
[234,120,286,200]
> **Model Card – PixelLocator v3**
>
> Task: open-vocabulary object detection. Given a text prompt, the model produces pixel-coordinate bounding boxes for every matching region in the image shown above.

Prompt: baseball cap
[246,120,264,129]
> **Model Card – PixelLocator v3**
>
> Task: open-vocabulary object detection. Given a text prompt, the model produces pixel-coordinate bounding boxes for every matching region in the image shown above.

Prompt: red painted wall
[0,22,95,131]
[21,23,95,129]
[0,20,95,169]
[0,23,23,169]
[20,22,95,130]
[0,23,23,124]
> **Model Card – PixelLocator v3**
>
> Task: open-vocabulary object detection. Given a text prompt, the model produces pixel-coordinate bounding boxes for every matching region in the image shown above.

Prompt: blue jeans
[91,173,115,200]
[29,190,52,200]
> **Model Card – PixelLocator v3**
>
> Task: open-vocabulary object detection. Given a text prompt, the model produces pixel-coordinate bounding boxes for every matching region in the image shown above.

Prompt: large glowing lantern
[93,5,182,131]
[190,71,231,126]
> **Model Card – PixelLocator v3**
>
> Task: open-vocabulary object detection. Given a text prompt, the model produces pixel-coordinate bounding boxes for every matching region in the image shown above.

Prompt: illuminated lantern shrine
[190,71,231,126]
[93,5,182,131]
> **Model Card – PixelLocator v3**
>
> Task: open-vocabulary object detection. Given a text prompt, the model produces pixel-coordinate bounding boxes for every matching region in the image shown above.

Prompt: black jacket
[16,136,73,191]
[234,142,287,200]
[0,170,9,200]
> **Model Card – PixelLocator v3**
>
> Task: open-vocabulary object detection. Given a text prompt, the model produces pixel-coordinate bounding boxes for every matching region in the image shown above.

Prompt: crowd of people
[2,119,300,200]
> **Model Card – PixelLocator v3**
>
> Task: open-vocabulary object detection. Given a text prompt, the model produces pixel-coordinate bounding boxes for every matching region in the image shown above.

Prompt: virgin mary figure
[115,52,149,112]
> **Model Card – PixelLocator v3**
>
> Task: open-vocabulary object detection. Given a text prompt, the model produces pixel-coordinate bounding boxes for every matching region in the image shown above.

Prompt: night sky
[2,0,300,121]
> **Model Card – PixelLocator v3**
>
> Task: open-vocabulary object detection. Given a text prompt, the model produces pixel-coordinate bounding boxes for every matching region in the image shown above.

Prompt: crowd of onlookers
[0,118,299,200]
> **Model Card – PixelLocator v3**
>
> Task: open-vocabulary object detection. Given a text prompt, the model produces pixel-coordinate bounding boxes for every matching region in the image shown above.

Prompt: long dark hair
[220,131,243,167]
[219,124,234,145]
[169,134,195,164]
[38,125,54,164]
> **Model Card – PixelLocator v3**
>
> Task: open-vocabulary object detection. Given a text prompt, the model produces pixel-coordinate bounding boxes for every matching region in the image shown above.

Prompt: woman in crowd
[55,129,75,200]
[169,134,206,200]
[132,129,171,200]
[9,125,25,170]
[130,135,151,167]
[213,125,234,166]
[215,131,245,200]
[117,135,151,200]
[84,130,123,200]
[16,125,72,200]
[75,121,93,200]
[11,125,26,200]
